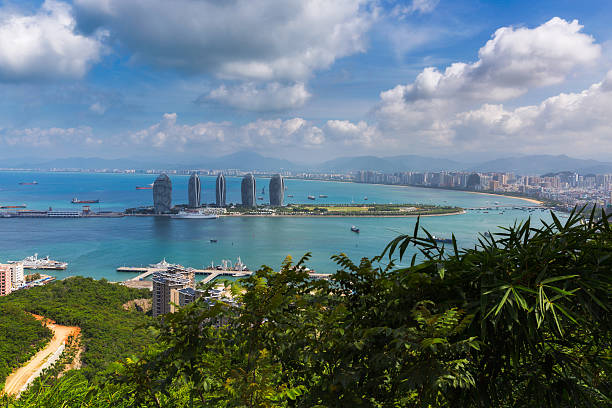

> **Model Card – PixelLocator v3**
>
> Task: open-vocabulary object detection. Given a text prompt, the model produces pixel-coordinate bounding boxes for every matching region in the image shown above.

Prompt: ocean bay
[0,171,555,281]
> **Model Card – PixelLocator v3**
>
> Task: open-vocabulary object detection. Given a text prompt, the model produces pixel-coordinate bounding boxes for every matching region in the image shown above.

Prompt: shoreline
[222,210,466,218]
[466,191,543,205]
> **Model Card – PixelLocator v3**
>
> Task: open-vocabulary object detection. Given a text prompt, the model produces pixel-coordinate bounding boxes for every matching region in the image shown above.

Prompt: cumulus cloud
[374,17,603,151]
[0,0,105,81]
[127,114,324,152]
[1,126,99,147]
[205,82,311,111]
[450,70,612,155]
[325,120,382,146]
[74,0,374,81]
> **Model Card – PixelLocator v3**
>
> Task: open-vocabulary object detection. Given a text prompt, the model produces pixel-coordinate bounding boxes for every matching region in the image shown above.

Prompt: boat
[0,205,26,209]
[319,194,328,198]
[71,198,99,204]
[262,187,265,194]
[171,209,219,219]
[351,225,360,233]
[19,181,38,185]
[364,196,368,200]
[136,186,152,190]
[257,197,264,200]
[9,254,68,270]
[307,195,316,200]
[433,236,452,244]
[287,194,294,198]
[210,239,218,243]
[484,232,492,238]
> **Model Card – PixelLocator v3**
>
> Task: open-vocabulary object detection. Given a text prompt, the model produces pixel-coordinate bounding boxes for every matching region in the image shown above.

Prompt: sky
[0,0,611,163]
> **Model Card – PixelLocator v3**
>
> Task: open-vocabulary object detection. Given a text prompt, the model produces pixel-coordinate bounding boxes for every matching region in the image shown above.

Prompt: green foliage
[0,277,153,379]
[3,208,610,407]
[0,306,51,386]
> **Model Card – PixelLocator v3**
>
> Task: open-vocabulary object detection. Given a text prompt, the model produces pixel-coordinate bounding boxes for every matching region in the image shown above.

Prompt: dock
[117,266,331,283]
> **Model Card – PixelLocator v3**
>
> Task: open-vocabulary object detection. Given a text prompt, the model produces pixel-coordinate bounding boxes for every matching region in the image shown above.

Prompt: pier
[117,265,331,283]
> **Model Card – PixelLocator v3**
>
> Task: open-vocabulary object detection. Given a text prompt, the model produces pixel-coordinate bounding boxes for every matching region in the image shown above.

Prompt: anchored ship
[9,254,68,270]
[307,195,316,200]
[171,209,219,219]
[433,236,452,244]
[71,198,99,204]
[18,181,38,185]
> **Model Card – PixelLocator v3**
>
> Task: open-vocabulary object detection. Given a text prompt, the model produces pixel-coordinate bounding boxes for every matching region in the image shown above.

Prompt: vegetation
[0,277,153,380]
[23,274,40,283]
[3,208,611,407]
[0,306,51,386]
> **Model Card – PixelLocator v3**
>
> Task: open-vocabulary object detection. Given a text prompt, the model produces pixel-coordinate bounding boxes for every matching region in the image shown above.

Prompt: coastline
[222,210,466,218]
[466,191,543,205]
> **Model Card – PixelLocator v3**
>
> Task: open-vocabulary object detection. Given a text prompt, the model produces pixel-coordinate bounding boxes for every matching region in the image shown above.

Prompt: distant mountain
[319,155,465,172]
[3,152,611,175]
[471,155,612,175]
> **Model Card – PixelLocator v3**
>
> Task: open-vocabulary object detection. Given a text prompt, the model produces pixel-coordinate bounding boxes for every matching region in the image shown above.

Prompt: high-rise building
[241,173,256,207]
[8,262,24,288]
[216,173,226,207]
[188,172,201,208]
[153,173,172,214]
[269,174,284,206]
[0,265,12,296]
[152,269,193,317]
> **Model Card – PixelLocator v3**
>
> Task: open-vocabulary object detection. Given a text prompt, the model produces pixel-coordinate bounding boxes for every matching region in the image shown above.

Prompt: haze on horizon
[0,0,611,163]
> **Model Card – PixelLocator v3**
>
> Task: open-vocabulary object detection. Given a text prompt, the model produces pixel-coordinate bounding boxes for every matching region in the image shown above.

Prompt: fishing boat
[71,198,99,204]
[433,236,452,244]
[351,225,360,233]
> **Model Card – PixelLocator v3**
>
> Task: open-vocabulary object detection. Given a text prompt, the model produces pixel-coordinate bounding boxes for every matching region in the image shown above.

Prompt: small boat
[71,198,99,204]
[433,236,452,244]
[307,195,316,200]
[351,226,360,233]
[210,239,218,243]
[364,196,368,200]
[319,194,328,198]
[136,186,152,190]
[287,194,294,198]
[19,181,38,185]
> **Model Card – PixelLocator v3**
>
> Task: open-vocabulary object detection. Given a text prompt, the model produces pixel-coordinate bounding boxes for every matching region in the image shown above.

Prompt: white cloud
[74,0,375,82]
[0,0,105,81]
[127,114,325,152]
[451,70,612,155]
[373,17,603,151]
[1,126,99,147]
[382,18,600,105]
[325,120,382,146]
[89,102,107,114]
[390,0,439,17]
[206,82,311,111]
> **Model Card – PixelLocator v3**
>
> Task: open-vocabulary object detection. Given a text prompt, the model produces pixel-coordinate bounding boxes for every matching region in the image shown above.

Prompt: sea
[0,171,557,281]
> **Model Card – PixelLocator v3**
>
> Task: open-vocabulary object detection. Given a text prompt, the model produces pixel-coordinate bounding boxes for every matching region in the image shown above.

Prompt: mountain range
[2,152,612,175]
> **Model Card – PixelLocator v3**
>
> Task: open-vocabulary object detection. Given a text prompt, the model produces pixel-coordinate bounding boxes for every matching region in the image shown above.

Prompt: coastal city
[1,0,610,405]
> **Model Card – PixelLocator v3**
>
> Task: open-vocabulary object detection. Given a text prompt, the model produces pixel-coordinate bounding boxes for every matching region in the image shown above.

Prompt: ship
[171,209,218,219]
[0,204,26,209]
[319,194,328,198]
[287,194,294,198]
[351,225,360,233]
[9,254,68,270]
[433,236,452,244]
[19,181,38,185]
[136,184,153,190]
[307,195,316,200]
[364,196,368,200]
[71,198,99,204]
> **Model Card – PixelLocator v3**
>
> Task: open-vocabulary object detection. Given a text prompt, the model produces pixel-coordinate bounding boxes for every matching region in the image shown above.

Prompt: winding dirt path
[3,314,80,396]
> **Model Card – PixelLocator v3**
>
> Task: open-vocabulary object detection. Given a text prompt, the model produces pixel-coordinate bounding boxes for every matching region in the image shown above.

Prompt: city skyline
[0,1,611,162]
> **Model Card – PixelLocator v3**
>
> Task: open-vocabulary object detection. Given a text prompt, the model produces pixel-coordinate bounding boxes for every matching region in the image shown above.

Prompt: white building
[9,262,24,288]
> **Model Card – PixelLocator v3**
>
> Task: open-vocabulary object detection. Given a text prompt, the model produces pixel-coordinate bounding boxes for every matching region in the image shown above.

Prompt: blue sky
[0,0,611,163]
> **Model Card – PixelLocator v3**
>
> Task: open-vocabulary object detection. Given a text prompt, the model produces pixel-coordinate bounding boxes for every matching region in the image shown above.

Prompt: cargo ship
[136,184,154,190]
[19,181,38,185]
[71,198,100,204]
[0,204,26,209]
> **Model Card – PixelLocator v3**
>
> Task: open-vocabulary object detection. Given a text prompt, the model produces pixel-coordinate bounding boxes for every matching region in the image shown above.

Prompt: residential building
[0,264,12,296]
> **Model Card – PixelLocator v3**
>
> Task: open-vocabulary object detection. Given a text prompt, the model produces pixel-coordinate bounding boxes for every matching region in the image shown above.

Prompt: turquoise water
[0,171,554,281]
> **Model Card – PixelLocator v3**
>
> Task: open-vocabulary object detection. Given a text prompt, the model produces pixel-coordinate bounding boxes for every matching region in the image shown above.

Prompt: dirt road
[3,315,80,396]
